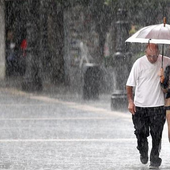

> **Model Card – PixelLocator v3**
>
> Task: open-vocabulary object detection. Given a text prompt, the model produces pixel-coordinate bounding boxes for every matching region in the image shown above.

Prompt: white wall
[0,0,5,79]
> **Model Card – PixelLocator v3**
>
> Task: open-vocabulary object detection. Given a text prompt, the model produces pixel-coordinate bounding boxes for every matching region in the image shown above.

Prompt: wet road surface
[0,87,169,170]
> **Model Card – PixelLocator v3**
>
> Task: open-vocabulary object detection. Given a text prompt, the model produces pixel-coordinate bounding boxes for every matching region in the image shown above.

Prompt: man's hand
[128,101,136,115]
[159,67,164,83]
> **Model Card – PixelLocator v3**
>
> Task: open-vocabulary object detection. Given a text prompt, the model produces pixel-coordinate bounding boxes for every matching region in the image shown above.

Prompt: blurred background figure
[18,31,27,76]
[6,29,18,76]
[79,41,92,68]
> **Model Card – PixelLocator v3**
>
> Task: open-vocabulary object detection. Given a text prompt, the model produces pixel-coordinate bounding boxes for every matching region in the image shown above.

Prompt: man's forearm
[126,86,134,103]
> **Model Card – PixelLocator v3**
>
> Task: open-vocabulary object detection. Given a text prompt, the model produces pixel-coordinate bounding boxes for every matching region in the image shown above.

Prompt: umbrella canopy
[126,23,170,45]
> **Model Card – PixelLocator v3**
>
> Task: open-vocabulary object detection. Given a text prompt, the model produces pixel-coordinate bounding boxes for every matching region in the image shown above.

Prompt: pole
[111,8,130,111]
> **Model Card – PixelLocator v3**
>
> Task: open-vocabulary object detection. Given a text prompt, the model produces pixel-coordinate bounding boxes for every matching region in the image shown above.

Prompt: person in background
[19,34,27,76]
[6,29,17,76]
[126,43,170,169]
[160,65,170,142]
[20,39,27,57]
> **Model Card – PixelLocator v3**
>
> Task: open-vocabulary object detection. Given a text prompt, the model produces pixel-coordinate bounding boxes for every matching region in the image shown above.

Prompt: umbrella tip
[163,17,166,27]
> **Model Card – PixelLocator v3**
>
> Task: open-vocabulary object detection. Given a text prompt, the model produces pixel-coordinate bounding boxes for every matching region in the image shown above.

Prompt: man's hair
[146,43,159,50]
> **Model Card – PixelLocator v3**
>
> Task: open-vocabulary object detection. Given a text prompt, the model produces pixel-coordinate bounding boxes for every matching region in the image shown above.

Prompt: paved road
[0,87,169,170]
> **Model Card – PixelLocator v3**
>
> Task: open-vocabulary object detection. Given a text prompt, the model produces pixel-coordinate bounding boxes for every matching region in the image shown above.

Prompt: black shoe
[149,158,162,169]
[137,142,148,164]
[140,154,148,164]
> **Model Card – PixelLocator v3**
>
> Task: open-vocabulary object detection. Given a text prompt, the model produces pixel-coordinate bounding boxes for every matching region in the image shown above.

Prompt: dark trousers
[132,106,166,161]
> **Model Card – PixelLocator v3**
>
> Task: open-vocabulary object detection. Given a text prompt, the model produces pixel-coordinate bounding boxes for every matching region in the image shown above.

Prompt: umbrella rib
[137,24,159,39]
[146,24,161,39]
[166,25,170,39]
[157,25,162,39]
[139,26,154,38]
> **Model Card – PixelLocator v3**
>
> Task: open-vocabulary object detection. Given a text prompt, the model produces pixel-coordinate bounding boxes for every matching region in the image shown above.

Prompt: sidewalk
[0,76,128,113]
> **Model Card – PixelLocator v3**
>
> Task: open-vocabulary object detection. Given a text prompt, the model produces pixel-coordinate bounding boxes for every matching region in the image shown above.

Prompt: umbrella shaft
[162,44,164,68]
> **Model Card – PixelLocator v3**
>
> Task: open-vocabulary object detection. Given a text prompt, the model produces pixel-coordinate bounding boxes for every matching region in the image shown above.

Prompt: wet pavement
[0,80,169,170]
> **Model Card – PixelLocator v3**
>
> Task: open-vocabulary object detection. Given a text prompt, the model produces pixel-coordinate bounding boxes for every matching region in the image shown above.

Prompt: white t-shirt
[126,55,170,107]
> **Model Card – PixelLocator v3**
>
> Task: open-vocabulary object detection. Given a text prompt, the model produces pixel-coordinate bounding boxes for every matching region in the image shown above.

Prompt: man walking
[126,43,170,168]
